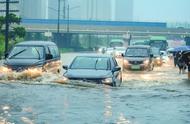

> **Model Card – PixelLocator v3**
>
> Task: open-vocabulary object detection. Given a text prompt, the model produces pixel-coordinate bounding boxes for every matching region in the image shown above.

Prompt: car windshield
[125,48,149,57]
[71,57,110,70]
[8,46,44,59]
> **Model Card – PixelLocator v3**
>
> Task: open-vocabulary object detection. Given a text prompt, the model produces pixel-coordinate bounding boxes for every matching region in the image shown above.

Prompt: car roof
[127,45,151,49]
[16,41,57,46]
[76,54,113,59]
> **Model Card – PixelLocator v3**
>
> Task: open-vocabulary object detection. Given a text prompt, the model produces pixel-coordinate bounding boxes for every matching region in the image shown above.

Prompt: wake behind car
[123,45,154,71]
[4,41,61,73]
[62,55,122,86]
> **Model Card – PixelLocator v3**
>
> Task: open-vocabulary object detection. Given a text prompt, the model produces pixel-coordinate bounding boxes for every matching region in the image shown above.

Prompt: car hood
[124,57,149,61]
[4,59,43,67]
[64,69,112,79]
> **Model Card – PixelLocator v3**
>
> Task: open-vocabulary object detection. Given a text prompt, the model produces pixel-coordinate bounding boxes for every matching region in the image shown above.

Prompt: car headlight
[102,78,113,84]
[143,60,149,65]
[62,76,69,82]
[124,59,129,64]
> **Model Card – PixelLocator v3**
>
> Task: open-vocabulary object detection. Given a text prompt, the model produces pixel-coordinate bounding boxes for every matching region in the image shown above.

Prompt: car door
[43,45,61,73]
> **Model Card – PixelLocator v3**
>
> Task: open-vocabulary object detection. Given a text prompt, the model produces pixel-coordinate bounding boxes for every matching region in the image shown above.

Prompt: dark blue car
[4,41,61,72]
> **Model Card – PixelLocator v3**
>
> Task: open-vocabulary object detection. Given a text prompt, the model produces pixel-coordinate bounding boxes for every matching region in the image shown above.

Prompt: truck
[148,36,168,51]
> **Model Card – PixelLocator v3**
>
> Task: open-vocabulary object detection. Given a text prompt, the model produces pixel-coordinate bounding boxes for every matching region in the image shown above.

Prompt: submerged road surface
[0,53,190,124]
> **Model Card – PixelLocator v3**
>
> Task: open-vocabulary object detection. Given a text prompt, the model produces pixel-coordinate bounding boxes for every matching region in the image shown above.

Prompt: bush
[0,34,5,58]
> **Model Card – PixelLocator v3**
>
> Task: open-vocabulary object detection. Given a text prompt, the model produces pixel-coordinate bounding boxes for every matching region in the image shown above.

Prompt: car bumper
[123,63,149,70]
[64,77,114,85]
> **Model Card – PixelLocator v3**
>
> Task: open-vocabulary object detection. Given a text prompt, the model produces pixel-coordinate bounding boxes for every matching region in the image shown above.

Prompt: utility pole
[5,0,9,55]
[67,4,69,33]
[63,0,66,19]
[57,0,61,33]
[0,0,19,56]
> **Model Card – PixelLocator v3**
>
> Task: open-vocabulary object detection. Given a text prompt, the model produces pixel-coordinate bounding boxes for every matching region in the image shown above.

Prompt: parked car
[122,45,154,71]
[62,55,122,86]
[4,41,61,73]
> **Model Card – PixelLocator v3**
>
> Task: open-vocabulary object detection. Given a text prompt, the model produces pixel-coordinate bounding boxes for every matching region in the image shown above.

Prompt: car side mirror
[62,65,68,70]
[112,66,121,72]
[45,54,53,60]
[4,53,9,59]
[160,52,164,56]
[150,54,154,58]
[121,53,124,57]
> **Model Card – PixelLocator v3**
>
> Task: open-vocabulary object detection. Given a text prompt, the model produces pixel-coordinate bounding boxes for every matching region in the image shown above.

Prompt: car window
[71,57,109,70]
[8,46,44,59]
[125,48,149,57]
[49,46,55,58]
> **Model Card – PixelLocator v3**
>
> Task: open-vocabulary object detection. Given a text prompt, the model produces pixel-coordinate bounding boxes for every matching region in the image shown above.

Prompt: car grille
[129,61,143,65]
[10,65,28,71]
[69,77,102,83]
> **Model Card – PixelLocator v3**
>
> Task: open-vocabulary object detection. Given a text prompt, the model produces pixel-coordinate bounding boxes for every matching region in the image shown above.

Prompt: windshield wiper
[9,49,27,59]
[34,48,41,60]
[95,59,98,70]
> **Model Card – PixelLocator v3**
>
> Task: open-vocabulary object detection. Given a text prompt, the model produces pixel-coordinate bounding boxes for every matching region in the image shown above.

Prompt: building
[19,0,133,21]
[20,0,49,19]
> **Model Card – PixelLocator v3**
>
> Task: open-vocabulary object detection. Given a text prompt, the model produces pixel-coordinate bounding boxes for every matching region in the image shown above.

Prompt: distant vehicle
[160,51,169,63]
[122,45,154,71]
[132,40,149,46]
[185,36,190,46]
[62,55,122,87]
[113,47,126,57]
[4,41,61,72]
[105,47,114,55]
[109,39,125,47]
[151,47,163,66]
[97,47,106,54]
[148,36,168,51]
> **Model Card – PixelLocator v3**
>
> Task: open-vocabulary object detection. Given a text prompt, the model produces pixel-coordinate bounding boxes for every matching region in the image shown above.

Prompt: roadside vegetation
[0,13,26,58]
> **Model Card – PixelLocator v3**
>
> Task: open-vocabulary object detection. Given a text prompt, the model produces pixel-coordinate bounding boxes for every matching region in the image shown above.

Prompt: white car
[113,47,126,57]
[106,48,114,55]
[160,51,169,63]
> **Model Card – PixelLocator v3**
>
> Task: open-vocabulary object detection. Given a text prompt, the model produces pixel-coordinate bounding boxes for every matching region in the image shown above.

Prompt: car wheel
[111,81,116,87]
[118,78,122,87]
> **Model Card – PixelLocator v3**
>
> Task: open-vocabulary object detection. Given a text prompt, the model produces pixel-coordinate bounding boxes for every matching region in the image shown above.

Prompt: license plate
[131,65,140,70]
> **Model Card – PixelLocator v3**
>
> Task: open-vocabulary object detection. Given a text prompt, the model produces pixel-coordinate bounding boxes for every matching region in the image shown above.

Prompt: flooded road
[0,53,190,124]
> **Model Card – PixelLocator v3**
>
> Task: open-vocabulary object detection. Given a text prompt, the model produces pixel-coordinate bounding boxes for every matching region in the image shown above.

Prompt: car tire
[110,81,117,87]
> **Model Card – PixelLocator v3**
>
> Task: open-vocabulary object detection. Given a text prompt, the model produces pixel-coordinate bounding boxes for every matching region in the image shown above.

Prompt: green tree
[13,27,26,38]
[0,13,25,58]
[0,34,5,58]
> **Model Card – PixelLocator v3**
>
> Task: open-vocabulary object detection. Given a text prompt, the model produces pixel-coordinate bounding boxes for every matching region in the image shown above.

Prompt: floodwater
[0,53,190,124]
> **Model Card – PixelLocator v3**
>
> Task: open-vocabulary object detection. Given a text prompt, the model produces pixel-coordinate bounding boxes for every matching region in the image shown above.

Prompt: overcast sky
[133,0,190,22]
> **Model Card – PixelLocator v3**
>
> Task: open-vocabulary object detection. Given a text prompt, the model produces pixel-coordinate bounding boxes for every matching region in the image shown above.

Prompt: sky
[133,0,190,22]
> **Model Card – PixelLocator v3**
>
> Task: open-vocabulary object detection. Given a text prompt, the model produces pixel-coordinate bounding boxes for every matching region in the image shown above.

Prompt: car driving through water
[122,45,154,71]
[3,41,61,73]
[62,55,122,86]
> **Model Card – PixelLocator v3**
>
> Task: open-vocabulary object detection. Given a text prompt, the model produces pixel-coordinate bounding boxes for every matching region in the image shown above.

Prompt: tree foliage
[0,13,25,58]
